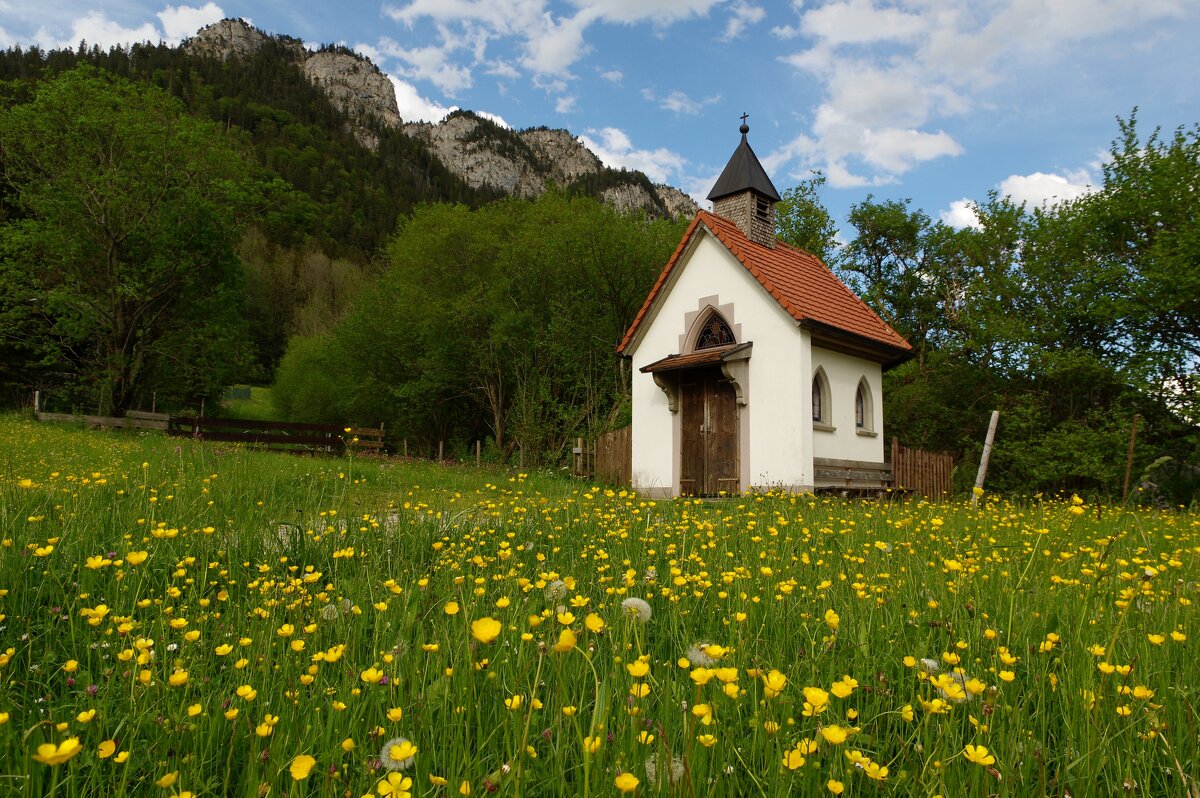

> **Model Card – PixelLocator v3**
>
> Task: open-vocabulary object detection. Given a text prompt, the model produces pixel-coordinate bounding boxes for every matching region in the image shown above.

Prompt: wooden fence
[34,407,171,431]
[891,436,956,496]
[167,416,384,452]
[574,426,632,487]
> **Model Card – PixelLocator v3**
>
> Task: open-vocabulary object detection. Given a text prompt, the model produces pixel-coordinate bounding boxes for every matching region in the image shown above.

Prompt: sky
[2,0,1199,232]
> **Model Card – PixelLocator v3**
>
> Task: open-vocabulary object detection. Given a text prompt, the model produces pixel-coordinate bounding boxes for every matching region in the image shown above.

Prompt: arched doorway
[679,365,739,496]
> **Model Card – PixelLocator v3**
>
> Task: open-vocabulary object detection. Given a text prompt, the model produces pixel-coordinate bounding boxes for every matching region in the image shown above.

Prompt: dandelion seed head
[621,597,652,623]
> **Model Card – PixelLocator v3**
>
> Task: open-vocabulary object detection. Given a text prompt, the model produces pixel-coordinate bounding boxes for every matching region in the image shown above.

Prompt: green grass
[1,415,1198,797]
[220,386,280,422]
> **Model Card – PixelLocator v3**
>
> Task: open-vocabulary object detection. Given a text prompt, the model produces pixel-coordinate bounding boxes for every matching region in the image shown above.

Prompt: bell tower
[707,116,781,248]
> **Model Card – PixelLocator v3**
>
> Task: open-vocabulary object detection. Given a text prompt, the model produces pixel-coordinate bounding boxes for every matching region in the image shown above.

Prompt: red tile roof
[617,210,911,359]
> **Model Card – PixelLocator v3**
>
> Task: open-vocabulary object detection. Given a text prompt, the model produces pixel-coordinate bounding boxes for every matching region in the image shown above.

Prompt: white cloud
[941,199,981,229]
[476,110,511,127]
[721,1,764,40]
[997,170,1095,208]
[656,89,720,115]
[940,166,1096,228]
[800,0,926,45]
[387,75,456,122]
[600,68,623,82]
[382,0,724,86]
[770,0,1191,188]
[33,11,161,50]
[572,0,723,26]
[555,95,578,113]
[519,9,593,75]
[380,36,475,95]
[158,3,224,43]
[353,42,383,63]
[580,126,686,184]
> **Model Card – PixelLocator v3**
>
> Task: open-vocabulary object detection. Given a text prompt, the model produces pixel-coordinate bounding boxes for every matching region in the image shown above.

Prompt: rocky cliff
[186,19,697,219]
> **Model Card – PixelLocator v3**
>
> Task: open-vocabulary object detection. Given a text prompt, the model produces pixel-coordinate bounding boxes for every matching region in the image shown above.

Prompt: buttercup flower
[380,737,417,770]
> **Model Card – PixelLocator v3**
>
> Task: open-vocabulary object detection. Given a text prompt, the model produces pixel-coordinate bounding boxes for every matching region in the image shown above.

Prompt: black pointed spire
[707,117,780,202]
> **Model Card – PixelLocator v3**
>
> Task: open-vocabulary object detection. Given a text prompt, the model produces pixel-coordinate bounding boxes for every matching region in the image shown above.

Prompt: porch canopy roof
[639,342,752,374]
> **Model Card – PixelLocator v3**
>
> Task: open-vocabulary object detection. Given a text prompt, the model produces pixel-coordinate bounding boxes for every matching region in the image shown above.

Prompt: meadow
[1,415,1197,797]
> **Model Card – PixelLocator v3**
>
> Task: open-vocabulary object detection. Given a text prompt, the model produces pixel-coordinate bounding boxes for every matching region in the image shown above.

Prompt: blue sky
[3,0,1199,231]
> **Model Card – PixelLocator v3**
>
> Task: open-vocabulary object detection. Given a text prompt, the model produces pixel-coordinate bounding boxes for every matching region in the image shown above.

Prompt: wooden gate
[680,367,739,495]
[891,437,956,496]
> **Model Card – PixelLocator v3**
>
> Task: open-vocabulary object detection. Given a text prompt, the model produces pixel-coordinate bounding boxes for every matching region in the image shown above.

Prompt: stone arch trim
[680,295,742,354]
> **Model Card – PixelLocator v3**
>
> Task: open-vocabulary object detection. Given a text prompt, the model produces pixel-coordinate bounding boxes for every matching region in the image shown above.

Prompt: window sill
[813,422,837,433]
[856,429,878,438]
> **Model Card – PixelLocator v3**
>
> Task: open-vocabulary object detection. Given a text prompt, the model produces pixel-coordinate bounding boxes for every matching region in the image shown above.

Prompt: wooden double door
[679,366,739,496]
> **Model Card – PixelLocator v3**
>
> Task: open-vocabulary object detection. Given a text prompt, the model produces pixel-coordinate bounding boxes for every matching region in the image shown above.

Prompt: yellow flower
[762,669,787,698]
[236,685,257,701]
[470,617,502,644]
[550,627,576,653]
[505,694,524,711]
[782,749,806,770]
[556,611,576,626]
[697,734,717,747]
[614,772,640,793]
[1147,634,1165,645]
[387,707,404,722]
[98,740,117,758]
[155,771,179,788]
[820,724,852,745]
[33,737,83,765]
[290,755,317,780]
[584,614,605,633]
[377,772,414,796]
[76,709,96,723]
[168,670,189,687]
[341,738,355,752]
[827,779,844,794]
[114,751,130,764]
[626,659,650,678]
[361,667,384,684]
[583,736,602,753]
[963,744,995,766]
[830,675,858,699]
[63,660,79,673]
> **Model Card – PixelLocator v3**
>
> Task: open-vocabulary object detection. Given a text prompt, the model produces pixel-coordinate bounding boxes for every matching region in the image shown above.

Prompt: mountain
[185,18,697,220]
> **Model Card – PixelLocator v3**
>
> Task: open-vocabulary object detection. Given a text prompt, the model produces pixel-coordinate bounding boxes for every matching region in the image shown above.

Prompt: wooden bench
[813,456,893,491]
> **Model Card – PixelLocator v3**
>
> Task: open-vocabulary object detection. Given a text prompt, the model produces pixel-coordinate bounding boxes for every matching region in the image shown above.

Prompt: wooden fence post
[476,439,481,467]
[973,410,1000,507]
[438,440,444,461]
[34,390,40,414]
[1122,413,1140,502]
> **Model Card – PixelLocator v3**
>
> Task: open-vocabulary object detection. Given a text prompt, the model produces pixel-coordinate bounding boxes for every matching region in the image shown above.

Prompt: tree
[299,192,685,463]
[0,66,263,413]
[774,172,839,265]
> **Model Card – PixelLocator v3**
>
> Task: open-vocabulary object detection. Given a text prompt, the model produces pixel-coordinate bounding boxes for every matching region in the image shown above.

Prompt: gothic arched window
[695,313,735,350]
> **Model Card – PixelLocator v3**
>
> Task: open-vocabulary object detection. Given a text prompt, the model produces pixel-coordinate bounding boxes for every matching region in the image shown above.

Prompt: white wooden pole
[973,410,1000,507]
